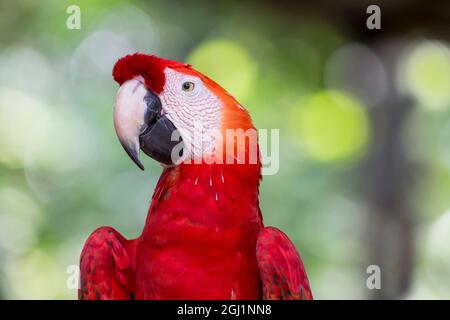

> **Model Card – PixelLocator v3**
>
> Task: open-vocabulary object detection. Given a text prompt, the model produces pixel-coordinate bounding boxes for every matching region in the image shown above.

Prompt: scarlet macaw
[79,53,312,300]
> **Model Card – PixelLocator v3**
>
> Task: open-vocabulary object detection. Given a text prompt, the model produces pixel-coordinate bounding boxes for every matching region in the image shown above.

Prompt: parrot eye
[182,81,195,92]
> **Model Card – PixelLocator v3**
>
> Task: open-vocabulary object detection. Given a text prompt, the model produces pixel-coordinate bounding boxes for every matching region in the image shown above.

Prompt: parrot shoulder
[79,226,136,299]
[256,226,313,300]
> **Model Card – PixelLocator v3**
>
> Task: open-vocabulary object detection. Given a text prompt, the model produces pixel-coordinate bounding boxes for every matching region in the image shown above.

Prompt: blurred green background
[0,0,449,299]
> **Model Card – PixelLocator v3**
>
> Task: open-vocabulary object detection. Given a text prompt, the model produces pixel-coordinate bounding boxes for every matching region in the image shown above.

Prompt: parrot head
[112,53,256,170]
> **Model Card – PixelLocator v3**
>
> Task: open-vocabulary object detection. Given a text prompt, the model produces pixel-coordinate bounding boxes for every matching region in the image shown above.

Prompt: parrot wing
[256,226,313,300]
[79,226,135,300]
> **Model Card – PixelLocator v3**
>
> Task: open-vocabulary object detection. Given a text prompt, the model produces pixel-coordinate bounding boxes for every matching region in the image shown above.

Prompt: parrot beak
[113,78,183,170]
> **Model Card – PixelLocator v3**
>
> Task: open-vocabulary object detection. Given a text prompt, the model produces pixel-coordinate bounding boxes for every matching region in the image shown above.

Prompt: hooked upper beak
[113,79,183,170]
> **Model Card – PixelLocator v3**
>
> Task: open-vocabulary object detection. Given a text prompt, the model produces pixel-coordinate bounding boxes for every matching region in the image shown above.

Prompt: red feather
[256,227,313,300]
[134,162,263,299]
[112,53,188,94]
[79,227,137,299]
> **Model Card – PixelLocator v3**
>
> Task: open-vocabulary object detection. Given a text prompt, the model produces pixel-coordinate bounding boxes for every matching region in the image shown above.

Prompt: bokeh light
[0,46,53,98]
[398,41,450,110]
[95,4,159,54]
[187,39,257,101]
[23,105,97,202]
[0,88,50,168]
[70,30,135,79]
[291,90,370,163]
[325,43,388,107]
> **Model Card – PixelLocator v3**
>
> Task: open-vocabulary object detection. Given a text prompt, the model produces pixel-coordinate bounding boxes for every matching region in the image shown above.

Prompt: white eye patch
[160,68,222,162]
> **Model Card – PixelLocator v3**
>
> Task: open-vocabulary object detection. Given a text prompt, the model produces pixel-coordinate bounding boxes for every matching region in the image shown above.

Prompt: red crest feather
[112,53,188,94]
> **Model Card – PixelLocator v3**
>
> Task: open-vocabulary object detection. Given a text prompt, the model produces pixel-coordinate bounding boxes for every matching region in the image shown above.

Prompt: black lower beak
[137,91,183,167]
[140,115,184,166]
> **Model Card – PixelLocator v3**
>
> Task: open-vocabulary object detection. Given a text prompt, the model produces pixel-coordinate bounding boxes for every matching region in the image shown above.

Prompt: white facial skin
[159,68,222,162]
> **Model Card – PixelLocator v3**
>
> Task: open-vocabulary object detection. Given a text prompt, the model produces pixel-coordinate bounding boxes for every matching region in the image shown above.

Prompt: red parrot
[79,53,312,300]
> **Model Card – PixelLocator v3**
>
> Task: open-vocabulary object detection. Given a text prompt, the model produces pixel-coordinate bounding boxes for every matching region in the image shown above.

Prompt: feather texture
[79,227,136,299]
[256,227,313,300]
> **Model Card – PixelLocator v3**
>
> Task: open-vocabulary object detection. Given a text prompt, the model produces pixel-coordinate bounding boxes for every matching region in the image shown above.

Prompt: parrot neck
[142,162,263,235]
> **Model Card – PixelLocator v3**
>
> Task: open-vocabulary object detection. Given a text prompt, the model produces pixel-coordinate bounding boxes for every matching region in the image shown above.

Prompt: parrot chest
[134,163,263,299]
[135,220,262,299]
